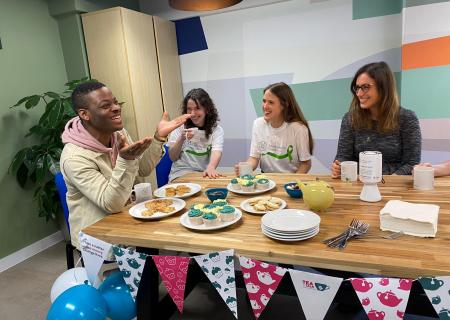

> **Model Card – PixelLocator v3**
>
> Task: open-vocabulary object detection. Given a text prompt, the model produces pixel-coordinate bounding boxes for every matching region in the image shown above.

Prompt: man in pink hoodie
[60,81,190,250]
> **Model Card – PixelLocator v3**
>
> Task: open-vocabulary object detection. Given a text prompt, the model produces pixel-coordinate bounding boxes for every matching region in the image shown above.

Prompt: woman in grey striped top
[331,61,421,178]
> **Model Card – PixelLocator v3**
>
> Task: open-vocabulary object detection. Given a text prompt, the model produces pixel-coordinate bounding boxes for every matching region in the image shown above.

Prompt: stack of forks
[323,219,370,249]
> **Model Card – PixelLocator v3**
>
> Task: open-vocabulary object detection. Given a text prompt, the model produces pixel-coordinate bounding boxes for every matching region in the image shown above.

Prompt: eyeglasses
[352,83,375,94]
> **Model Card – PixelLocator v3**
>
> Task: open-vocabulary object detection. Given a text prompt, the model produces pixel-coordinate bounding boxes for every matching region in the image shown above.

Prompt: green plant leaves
[25,95,41,109]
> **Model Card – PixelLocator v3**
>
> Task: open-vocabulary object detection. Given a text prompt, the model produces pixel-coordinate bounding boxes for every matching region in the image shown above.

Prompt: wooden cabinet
[82,7,183,185]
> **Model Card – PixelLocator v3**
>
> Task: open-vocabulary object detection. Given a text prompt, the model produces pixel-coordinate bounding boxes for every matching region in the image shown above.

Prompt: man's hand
[157,112,192,139]
[117,133,152,160]
[203,166,222,179]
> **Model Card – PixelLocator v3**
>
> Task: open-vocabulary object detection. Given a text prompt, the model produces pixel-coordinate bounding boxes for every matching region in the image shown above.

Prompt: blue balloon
[98,271,136,320]
[47,284,107,320]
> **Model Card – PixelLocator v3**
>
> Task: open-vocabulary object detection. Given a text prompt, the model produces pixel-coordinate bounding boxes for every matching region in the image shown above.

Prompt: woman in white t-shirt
[236,82,313,174]
[168,88,224,181]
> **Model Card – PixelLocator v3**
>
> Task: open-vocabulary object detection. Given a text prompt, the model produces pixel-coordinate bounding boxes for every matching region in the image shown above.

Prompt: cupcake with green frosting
[220,205,236,222]
[240,174,254,180]
[230,178,241,190]
[202,212,219,226]
[188,209,203,225]
[240,179,254,192]
[256,178,270,190]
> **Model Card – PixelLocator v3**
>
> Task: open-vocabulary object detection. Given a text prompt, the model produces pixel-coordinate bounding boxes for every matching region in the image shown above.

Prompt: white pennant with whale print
[194,250,238,318]
[289,269,343,320]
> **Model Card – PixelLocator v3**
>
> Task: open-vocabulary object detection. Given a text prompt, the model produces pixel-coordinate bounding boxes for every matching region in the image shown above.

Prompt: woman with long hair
[168,88,224,181]
[236,82,313,174]
[331,61,421,177]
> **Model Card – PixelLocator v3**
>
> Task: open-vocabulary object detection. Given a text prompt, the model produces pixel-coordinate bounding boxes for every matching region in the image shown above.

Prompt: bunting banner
[194,250,238,318]
[350,277,413,319]
[289,269,343,320]
[79,231,112,288]
[113,246,148,300]
[152,255,190,313]
[418,276,450,319]
[239,256,286,319]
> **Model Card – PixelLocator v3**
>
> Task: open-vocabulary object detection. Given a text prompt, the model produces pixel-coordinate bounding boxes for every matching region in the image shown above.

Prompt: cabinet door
[154,16,183,120]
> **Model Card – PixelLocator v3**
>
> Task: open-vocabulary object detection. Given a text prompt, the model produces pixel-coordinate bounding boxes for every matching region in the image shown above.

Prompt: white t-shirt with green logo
[250,117,311,173]
[168,125,224,181]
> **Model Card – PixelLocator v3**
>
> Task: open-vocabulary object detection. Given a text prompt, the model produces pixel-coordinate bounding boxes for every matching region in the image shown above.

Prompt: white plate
[129,197,186,220]
[153,183,201,199]
[262,225,319,237]
[227,180,276,195]
[262,209,320,232]
[180,209,242,231]
[262,227,319,242]
[240,197,287,215]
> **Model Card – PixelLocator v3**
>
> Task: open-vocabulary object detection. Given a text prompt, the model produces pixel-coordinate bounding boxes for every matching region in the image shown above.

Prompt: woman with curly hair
[168,88,224,181]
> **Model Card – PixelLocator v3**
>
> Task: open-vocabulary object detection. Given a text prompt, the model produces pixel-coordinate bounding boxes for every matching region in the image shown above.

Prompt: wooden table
[84,173,450,279]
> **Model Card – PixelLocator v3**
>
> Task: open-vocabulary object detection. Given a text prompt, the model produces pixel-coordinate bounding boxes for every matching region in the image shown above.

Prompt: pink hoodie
[62,117,119,167]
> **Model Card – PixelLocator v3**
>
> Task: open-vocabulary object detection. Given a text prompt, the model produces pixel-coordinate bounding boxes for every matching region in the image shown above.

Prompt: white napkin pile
[379,200,439,237]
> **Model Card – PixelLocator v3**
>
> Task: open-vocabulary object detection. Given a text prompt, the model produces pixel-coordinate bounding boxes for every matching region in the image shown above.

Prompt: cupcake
[240,179,254,192]
[220,205,236,222]
[191,203,205,210]
[230,178,241,190]
[255,174,268,180]
[203,212,220,226]
[240,174,254,180]
[188,209,204,225]
[213,199,228,207]
[256,178,270,190]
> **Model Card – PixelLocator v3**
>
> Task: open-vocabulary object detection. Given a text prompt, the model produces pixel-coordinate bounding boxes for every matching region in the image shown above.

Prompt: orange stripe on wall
[402,35,450,70]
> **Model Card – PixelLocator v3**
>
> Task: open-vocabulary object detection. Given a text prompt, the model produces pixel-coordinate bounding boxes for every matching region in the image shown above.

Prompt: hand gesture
[117,133,152,160]
[156,112,192,139]
[234,164,240,177]
[331,160,341,179]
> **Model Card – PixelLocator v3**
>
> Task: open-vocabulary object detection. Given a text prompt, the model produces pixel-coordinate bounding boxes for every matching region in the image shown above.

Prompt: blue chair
[155,144,173,187]
[55,172,76,269]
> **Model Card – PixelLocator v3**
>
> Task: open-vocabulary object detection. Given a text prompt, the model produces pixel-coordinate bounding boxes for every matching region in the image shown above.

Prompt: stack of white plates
[261,209,320,241]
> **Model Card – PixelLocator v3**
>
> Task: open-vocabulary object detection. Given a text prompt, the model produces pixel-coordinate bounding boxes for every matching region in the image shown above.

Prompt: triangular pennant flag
[79,231,112,288]
[152,255,190,313]
[289,269,343,320]
[112,246,148,300]
[239,256,286,319]
[350,277,413,319]
[194,250,238,318]
[418,276,450,319]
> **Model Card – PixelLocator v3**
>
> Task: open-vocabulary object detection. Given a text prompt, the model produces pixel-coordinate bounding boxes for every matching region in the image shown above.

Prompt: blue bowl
[205,188,228,202]
[284,182,303,198]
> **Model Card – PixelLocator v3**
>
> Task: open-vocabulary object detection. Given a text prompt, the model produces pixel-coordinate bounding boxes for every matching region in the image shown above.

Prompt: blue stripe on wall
[174,17,208,55]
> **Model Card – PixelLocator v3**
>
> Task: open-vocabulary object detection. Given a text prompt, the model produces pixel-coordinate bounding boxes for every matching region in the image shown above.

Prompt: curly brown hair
[181,88,219,139]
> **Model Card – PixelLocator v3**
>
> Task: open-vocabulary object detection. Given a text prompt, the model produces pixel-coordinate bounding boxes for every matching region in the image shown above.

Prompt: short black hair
[71,81,106,112]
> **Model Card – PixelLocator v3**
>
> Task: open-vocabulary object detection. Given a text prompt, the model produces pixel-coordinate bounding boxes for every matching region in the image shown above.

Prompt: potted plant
[8,78,92,221]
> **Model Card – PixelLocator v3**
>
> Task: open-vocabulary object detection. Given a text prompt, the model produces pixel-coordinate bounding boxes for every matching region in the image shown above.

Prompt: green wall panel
[405,0,450,8]
[0,0,67,258]
[401,65,450,119]
[353,0,403,19]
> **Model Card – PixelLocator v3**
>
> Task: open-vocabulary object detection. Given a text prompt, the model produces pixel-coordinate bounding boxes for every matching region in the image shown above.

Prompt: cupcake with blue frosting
[230,178,241,190]
[240,179,254,192]
[256,178,270,190]
[220,205,236,222]
[202,212,220,226]
[188,209,203,225]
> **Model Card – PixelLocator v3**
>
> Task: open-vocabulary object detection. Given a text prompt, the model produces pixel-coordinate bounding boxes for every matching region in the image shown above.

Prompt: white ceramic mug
[413,166,434,190]
[341,161,358,182]
[238,162,253,177]
[132,183,152,203]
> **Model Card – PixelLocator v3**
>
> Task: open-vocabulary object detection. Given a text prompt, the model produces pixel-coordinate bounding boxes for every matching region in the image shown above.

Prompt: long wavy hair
[264,82,314,155]
[181,88,219,139]
[349,61,400,133]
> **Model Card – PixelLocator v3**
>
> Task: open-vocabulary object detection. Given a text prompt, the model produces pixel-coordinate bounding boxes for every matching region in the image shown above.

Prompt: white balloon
[50,267,91,303]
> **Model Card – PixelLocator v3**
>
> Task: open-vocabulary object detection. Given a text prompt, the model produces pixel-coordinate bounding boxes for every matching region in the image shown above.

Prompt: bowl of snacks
[205,188,228,202]
[284,182,303,198]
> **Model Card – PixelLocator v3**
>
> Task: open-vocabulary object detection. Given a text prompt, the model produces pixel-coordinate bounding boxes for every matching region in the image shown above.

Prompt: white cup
[185,127,200,143]
[238,162,253,177]
[341,161,358,182]
[413,166,434,190]
[132,183,152,203]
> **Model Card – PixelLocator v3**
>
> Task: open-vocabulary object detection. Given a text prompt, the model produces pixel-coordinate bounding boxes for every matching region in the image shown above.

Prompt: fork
[323,219,369,248]
[355,230,404,240]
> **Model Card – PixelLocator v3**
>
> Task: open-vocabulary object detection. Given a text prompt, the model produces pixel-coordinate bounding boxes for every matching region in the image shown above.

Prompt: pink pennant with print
[350,277,413,320]
[152,255,190,313]
[239,256,286,319]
